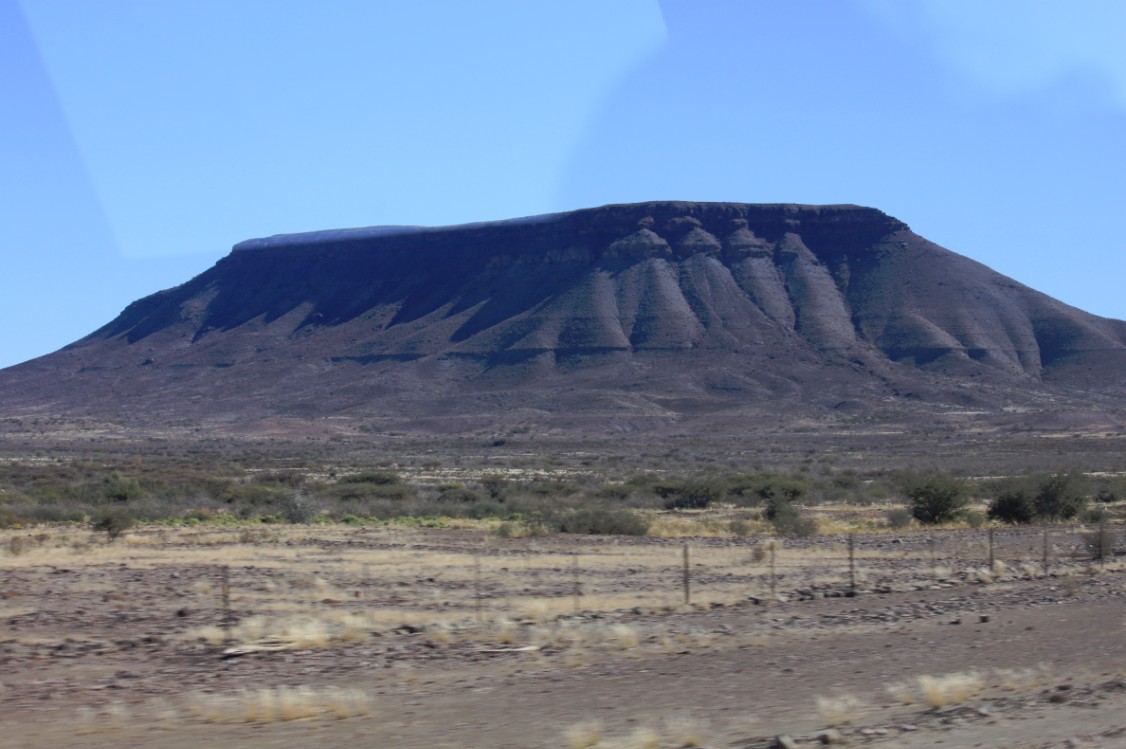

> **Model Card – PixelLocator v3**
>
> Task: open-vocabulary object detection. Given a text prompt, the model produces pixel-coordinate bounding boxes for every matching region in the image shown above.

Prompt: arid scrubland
[4,516,1126,748]
[3,433,1126,748]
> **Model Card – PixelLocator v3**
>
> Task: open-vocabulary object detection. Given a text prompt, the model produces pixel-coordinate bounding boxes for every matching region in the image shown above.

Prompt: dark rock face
[5,201,1126,431]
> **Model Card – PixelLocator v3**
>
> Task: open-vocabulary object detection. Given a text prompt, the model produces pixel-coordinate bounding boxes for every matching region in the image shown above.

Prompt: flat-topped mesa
[229,201,909,268]
[7,198,1126,431]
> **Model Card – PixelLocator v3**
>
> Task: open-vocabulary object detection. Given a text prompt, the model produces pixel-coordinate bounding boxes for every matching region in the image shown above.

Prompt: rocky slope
[5,201,1126,432]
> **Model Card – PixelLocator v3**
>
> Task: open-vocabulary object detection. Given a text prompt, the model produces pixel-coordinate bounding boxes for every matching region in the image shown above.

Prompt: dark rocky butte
[5,201,1126,434]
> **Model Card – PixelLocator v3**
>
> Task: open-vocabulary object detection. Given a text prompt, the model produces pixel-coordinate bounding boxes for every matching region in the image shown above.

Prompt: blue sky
[2,0,1124,369]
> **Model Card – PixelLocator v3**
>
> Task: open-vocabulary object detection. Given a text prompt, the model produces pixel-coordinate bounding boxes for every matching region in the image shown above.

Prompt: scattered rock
[815,728,843,744]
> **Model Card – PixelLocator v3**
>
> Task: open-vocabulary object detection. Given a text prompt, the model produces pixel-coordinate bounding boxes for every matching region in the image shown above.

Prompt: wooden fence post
[474,555,482,622]
[682,544,690,606]
[220,565,232,649]
[572,553,581,615]
[769,542,777,600]
[848,534,856,593]
[988,527,995,570]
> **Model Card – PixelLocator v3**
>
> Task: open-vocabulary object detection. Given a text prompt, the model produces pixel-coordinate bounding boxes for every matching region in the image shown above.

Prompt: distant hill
[5,201,1126,434]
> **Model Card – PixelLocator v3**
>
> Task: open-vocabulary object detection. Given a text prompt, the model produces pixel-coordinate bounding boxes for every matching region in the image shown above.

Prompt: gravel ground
[3,526,1126,748]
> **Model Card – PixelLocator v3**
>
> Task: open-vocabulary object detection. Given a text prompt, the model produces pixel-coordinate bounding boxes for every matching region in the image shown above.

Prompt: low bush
[99,473,145,502]
[554,508,649,536]
[886,507,913,529]
[726,472,809,507]
[337,470,401,485]
[901,472,967,525]
[435,485,482,503]
[327,482,414,502]
[1094,487,1117,503]
[1081,506,1108,524]
[522,480,581,498]
[988,491,1034,524]
[1081,525,1116,560]
[279,492,318,523]
[663,479,725,510]
[251,469,307,487]
[988,473,1086,524]
[1032,472,1085,521]
[91,506,138,540]
[729,518,752,537]
[964,510,987,529]
[478,475,510,499]
[767,498,817,537]
[219,483,282,507]
[592,483,632,501]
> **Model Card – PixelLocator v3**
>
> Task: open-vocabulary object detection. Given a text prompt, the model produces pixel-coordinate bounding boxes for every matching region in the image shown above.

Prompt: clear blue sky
[2,0,1124,369]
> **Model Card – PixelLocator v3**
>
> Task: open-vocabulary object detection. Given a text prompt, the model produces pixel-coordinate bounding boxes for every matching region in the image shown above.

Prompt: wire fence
[194,523,1120,646]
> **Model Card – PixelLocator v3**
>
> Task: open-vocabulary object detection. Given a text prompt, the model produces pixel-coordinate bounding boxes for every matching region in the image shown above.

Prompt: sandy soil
[2,527,1125,749]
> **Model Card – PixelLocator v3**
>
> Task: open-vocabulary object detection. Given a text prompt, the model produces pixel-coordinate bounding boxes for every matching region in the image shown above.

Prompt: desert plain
[2,427,1126,749]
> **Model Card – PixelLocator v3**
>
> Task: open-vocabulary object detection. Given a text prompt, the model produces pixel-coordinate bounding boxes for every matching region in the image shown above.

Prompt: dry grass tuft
[187,685,372,724]
[564,718,604,749]
[485,617,520,644]
[618,726,663,749]
[661,714,710,747]
[917,671,984,708]
[994,664,1049,691]
[885,679,917,705]
[609,623,640,650]
[814,693,866,726]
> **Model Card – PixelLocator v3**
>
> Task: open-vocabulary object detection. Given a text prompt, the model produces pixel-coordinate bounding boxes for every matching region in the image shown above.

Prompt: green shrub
[663,479,725,510]
[555,508,649,536]
[99,473,145,502]
[280,491,317,523]
[988,473,1086,523]
[91,507,138,541]
[726,472,809,506]
[478,475,509,499]
[593,483,633,501]
[1081,507,1108,524]
[436,486,482,503]
[522,480,581,497]
[988,491,1034,523]
[1032,472,1085,521]
[901,472,967,525]
[767,498,817,537]
[328,482,414,501]
[338,470,401,485]
[252,470,306,487]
